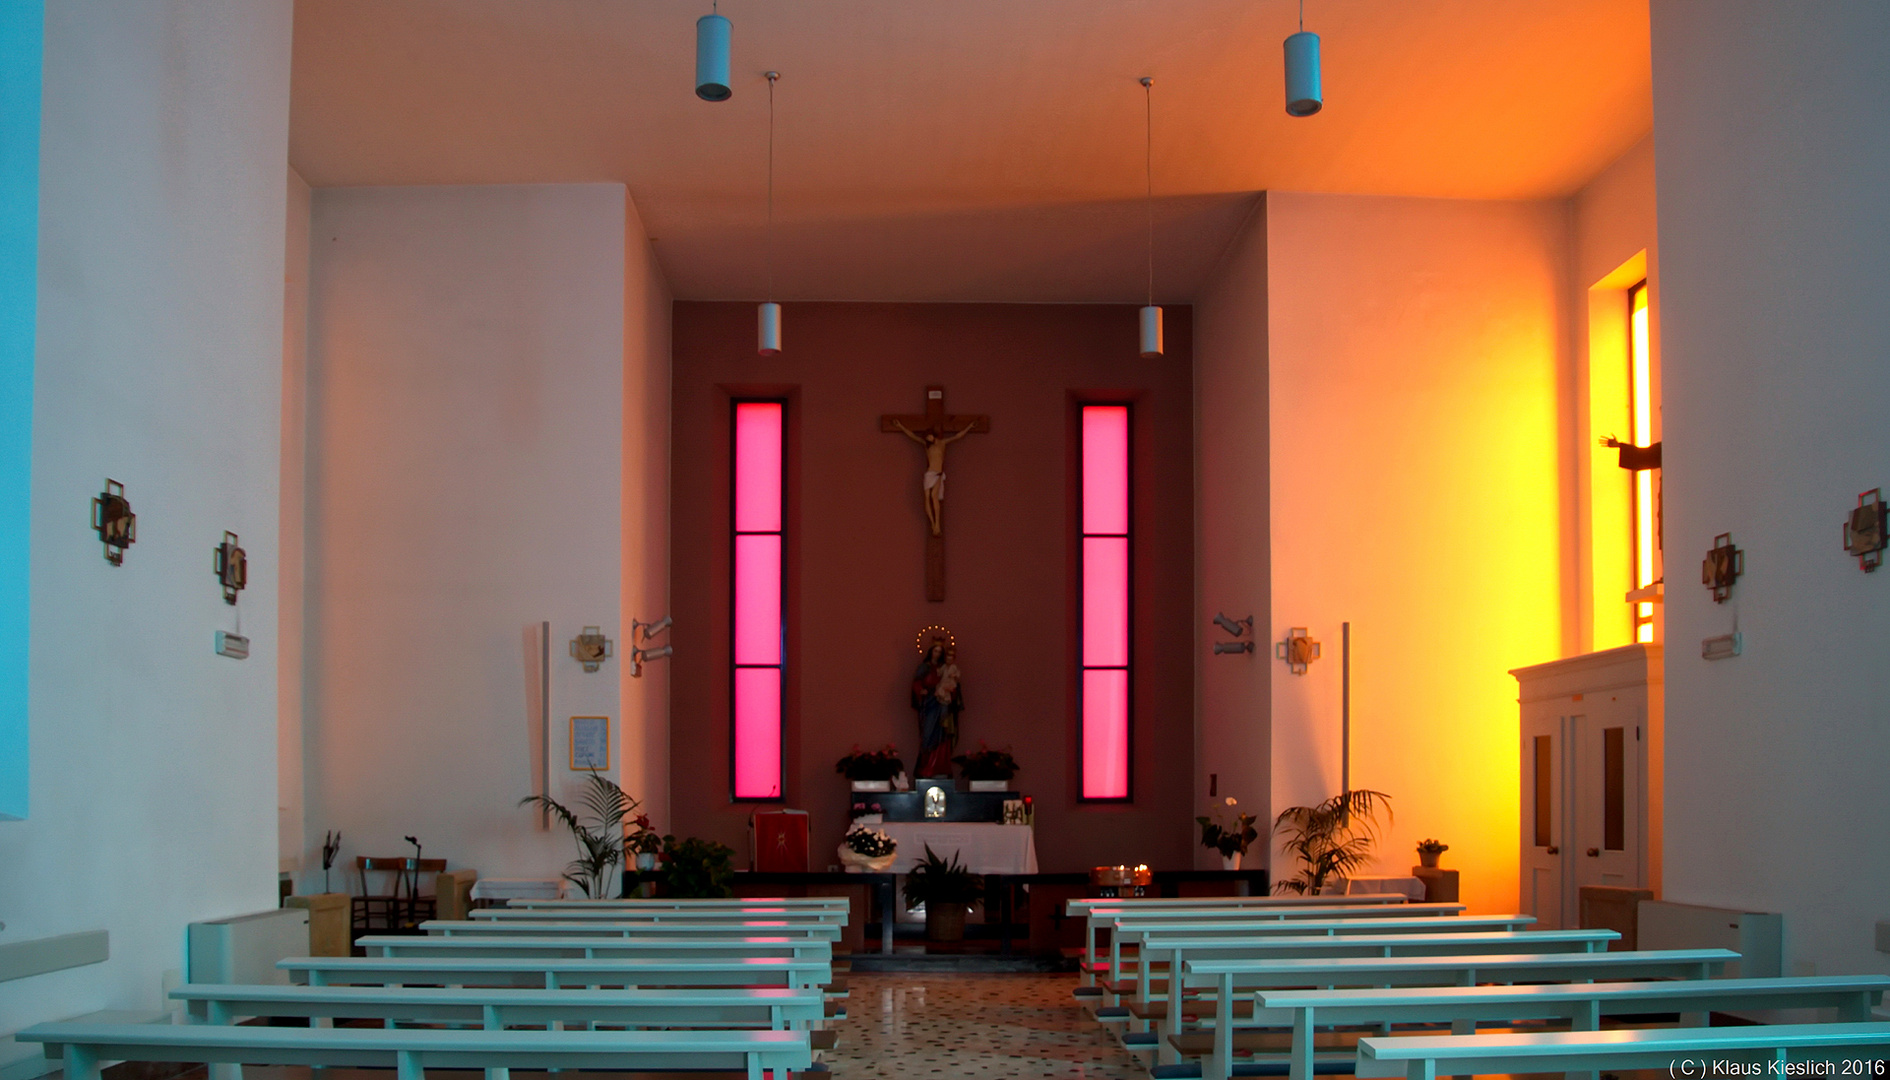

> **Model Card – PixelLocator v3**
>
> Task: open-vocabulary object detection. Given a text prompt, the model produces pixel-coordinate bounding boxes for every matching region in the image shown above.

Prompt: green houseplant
[1415,838,1448,869]
[1195,796,1260,869]
[1272,789,1392,895]
[660,835,736,898]
[952,744,1018,789]
[903,844,984,941]
[518,771,639,899]
[835,745,905,785]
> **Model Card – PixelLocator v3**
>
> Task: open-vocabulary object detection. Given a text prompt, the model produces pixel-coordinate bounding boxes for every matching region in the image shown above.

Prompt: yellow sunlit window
[1629,282,1655,643]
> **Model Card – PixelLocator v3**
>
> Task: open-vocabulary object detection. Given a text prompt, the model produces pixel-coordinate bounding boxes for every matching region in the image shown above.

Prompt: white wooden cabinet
[1510,644,1662,930]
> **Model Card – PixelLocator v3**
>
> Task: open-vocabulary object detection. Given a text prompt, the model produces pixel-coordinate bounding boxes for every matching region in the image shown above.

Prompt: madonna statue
[912,640,965,778]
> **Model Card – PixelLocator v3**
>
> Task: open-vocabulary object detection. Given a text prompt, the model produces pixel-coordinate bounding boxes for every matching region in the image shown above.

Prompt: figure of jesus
[893,419,977,535]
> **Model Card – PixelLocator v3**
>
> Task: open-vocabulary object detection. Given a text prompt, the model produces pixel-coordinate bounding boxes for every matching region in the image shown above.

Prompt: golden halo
[914,624,955,652]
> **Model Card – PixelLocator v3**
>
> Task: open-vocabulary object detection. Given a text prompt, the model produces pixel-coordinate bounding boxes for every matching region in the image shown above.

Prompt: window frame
[729,397,788,803]
[1077,401,1134,803]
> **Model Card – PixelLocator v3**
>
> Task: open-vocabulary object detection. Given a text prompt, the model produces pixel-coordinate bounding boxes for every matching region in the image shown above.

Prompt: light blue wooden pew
[281,954,833,991]
[173,981,829,1030]
[514,897,848,911]
[1262,975,1890,1080]
[17,1022,811,1080]
[1356,1021,1890,1080]
[424,918,843,942]
[472,907,848,925]
[1179,948,1739,1080]
[1092,915,1538,990]
[1123,931,1618,1065]
[356,932,832,963]
[1073,903,1467,988]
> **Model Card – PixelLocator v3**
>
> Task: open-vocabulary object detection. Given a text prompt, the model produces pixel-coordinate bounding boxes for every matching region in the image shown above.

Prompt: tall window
[731,400,785,800]
[1628,283,1657,643]
[1079,405,1131,801]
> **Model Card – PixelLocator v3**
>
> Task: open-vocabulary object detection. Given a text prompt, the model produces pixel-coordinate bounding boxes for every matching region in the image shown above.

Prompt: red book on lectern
[751,810,809,873]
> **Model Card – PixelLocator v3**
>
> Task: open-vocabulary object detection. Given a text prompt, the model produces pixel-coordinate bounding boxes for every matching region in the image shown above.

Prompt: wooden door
[1571,706,1643,892]
[1519,711,1566,929]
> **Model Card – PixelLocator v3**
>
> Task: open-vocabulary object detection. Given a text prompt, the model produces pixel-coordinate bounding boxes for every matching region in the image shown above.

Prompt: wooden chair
[353,857,447,936]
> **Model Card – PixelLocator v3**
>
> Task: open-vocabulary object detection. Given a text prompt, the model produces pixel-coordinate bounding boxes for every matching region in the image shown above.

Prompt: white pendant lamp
[1138,77,1162,359]
[695,5,732,102]
[1284,0,1322,117]
[758,71,781,356]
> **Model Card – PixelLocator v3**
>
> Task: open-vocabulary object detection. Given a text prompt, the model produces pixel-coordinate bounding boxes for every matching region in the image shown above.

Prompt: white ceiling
[290,0,1651,302]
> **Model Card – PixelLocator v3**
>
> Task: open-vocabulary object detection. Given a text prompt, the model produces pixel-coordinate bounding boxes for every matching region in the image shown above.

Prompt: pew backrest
[1355,1021,1890,1080]
[423,919,842,941]
[280,954,832,990]
[171,983,827,1030]
[470,908,847,924]
[18,1022,813,1080]
[354,933,832,963]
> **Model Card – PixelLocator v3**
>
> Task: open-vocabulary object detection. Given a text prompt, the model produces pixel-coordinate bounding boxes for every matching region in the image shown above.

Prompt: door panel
[1572,709,1641,892]
[1518,714,1564,928]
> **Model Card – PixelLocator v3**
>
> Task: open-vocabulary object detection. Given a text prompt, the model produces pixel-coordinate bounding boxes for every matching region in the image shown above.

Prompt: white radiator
[1638,899,1783,978]
[186,908,308,985]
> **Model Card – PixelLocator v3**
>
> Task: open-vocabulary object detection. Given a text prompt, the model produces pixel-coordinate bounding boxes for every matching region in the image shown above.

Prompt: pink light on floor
[1082,669,1129,799]
[1080,404,1130,800]
[732,399,785,801]
[734,402,783,533]
[732,668,783,799]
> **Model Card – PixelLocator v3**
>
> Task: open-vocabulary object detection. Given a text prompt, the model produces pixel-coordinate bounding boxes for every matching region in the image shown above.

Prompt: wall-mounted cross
[879,385,991,601]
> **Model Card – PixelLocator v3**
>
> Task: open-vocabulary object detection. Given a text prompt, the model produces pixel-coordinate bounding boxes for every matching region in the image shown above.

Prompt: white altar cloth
[1340,875,1426,901]
[878,822,1038,875]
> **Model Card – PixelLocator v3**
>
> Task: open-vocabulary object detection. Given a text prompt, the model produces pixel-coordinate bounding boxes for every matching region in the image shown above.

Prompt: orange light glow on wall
[1629,283,1655,643]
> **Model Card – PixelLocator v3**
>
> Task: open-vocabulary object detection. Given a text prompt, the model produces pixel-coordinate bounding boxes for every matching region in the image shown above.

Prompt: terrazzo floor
[825,972,1145,1080]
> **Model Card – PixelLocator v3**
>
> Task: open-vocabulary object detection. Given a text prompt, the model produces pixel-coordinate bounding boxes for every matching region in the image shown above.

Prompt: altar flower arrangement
[1196,796,1261,863]
[951,743,1019,782]
[839,824,898,873]
[843,825,897,858]
[835,744,905,782]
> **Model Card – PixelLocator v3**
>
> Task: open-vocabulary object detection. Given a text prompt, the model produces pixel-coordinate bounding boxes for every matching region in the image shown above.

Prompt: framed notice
[569,716,610,771]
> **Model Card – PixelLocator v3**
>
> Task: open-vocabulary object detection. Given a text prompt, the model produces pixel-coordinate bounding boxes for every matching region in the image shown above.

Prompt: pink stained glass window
[1082,669,1130,800]
[1080,404,1131,800]
[732,400,785,801]
[732,668,783,800]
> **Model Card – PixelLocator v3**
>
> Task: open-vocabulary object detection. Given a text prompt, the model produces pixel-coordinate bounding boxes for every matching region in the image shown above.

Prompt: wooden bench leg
[64,1045,100,1080]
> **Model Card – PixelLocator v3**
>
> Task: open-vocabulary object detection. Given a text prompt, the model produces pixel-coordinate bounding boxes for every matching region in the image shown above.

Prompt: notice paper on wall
[569,716,610,771]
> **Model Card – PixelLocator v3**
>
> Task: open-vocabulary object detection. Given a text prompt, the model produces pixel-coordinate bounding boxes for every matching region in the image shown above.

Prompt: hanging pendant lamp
[758,71,781,356]
[695,4,732,101]
[1284,0,1322,117]
[1138,77,1162,359]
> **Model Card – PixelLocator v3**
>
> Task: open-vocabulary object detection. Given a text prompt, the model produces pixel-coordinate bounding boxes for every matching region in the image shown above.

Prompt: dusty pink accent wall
[670,303,1195,872]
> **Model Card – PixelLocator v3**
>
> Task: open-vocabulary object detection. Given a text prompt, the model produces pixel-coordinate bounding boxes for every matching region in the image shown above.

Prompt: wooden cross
[880,385,991,601]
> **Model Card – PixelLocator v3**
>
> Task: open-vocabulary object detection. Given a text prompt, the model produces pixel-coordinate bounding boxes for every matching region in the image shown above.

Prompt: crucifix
[880,385,991,601]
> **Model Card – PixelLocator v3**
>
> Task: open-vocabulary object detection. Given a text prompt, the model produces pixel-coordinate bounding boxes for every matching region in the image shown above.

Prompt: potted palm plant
[903,844,984,941]
[1272,789,1392,895]
[518,771,639,899]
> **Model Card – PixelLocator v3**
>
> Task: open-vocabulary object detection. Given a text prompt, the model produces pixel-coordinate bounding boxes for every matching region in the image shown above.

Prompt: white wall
[1194,191,1572,908]
[1193,195,1270,868]
[1652,1,1890,975]
[0,0,291,1035]
[300,185,631,889]
[279,168,311,874]
[620,193,673,833]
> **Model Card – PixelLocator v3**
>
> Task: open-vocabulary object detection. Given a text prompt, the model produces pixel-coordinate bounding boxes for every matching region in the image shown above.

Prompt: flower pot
[1418,851,1441,869]
[1220,852,1243,871]
[838,846,896,873]
[968,779,1011,792]
[925,903,967,942]
[634,852,658,871]
[850,780,892,792]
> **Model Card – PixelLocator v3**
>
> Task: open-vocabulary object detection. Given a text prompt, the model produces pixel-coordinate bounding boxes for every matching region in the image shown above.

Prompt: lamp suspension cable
[767,70,776,301]
[1137,76,1162,359]
[757,70,783,355]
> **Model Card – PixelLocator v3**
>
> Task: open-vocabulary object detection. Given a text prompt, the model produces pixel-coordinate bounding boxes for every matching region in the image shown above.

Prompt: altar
[877,821,1038,875]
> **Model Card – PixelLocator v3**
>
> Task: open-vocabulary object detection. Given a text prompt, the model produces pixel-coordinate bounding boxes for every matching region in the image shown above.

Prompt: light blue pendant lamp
[1138,77,1162,359]
[1284,0,1322,117]
[695,5,731,102]
[758,72,781,355]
